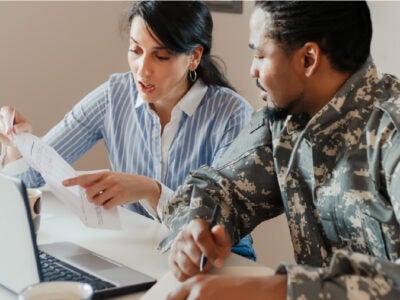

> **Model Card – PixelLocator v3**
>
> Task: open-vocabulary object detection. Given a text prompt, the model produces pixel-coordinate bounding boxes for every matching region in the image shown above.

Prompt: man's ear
[301,42,320,77]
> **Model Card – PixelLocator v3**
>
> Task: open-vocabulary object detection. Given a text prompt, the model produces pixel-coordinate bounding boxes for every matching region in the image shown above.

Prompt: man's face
[249,8,305,119]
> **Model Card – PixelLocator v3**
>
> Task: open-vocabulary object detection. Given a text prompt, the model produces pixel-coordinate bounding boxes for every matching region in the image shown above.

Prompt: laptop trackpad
[68,254,118,271]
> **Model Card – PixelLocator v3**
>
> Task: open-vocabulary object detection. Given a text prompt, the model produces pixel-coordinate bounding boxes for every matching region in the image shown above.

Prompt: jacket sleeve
[277,250,400,299]
[159,108,283,252]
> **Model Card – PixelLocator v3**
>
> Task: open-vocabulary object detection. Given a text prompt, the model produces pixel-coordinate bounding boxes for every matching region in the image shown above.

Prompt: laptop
[0,173,156,299]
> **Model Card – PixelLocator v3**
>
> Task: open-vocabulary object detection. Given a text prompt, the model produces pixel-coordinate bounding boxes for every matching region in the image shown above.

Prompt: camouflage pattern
[159,57,400,299]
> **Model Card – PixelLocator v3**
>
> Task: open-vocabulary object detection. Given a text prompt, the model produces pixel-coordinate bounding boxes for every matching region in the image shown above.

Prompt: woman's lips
[139,81,156,94]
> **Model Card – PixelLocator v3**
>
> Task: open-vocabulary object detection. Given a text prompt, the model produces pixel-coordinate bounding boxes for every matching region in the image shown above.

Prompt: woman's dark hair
[127,0,233,89]
[255,1,372,73]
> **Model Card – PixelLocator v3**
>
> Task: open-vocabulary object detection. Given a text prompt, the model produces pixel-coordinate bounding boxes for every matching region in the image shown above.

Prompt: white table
[0,191,261,299]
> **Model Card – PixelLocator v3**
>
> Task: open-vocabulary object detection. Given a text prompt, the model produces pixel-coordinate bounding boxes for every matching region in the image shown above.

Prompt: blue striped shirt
[16,72,256,259]
[20,72,253,205]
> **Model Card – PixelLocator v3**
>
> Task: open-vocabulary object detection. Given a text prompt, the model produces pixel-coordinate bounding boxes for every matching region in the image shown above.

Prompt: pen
[199,203,221,272]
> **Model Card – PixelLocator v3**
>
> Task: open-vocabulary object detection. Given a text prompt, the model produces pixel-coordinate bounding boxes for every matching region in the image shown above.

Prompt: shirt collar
[307,56,377,130]
[282,56,378,136]
[134,79,208,116]
[135,92,146,109]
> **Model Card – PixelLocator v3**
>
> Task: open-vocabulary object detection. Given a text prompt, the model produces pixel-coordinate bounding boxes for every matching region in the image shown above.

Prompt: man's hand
[168,218,232,281]
[63,171,161,210]
[167,274,287,300]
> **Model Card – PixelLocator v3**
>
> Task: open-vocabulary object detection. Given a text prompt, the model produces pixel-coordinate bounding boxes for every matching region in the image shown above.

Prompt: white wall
[0,2,129,170]
[211,1,264,110]
[369,1,400,76]
[1,1,399,269]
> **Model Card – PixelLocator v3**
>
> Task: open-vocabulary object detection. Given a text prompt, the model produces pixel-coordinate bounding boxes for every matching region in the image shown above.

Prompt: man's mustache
[256,80,266,92]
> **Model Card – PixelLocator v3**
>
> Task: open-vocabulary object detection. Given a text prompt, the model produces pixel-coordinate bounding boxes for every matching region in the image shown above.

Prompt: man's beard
[257,79,301,121]
[265,106,291,121]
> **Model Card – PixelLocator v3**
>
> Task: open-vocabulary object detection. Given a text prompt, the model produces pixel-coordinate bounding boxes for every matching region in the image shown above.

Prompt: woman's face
[128,16,194,109]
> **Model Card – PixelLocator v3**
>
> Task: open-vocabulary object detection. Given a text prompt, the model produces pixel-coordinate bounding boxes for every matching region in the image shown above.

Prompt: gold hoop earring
[189,70,197,82]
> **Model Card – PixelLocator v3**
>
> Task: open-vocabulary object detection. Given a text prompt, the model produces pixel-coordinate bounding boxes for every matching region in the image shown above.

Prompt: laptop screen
[0,173,157,297]
[0,173,42,294]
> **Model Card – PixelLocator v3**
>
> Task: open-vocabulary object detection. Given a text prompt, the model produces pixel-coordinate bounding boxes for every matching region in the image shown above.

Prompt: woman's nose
[137,56,153,78]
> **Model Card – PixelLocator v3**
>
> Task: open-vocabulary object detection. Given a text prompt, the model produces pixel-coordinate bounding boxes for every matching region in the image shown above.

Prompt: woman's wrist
[147,180,162,211]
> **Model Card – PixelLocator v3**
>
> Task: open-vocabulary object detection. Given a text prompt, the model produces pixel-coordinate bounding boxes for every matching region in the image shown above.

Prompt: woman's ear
[190,45,204,71]
[301,42,320,77]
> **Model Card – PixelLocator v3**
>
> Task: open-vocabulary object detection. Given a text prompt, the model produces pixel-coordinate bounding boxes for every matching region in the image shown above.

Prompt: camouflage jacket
[160,57,400,299]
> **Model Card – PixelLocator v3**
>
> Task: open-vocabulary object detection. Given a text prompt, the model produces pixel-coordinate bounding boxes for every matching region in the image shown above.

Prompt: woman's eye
[156,55,170,61]
[129,49,139,55]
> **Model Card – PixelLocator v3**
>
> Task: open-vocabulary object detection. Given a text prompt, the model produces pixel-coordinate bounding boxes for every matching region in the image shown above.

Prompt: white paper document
[14,133,121,230]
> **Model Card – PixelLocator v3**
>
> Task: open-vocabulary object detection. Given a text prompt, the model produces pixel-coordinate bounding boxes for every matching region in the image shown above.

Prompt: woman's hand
[62,171,161,210]
[0,106,32,164]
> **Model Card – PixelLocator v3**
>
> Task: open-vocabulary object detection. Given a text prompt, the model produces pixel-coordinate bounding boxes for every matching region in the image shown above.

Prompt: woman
[0,1,255,260]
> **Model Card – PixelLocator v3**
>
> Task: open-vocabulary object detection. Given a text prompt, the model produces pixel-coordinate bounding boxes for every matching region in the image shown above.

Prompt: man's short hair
[255,1,372,73]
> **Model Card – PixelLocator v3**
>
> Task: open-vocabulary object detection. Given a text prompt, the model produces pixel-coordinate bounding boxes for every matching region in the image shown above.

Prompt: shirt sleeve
[140,182,174,223]
[14,82,109,188]
[209,96,253,167]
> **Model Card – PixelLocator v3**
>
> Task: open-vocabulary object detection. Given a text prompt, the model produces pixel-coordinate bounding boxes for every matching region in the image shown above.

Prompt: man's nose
[250,61,259,78]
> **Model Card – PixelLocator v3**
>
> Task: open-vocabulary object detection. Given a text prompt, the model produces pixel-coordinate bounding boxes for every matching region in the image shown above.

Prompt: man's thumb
[211,225,232,267]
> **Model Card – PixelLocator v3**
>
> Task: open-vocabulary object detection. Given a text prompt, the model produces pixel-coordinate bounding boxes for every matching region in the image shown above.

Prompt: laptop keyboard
[39,250,116,291]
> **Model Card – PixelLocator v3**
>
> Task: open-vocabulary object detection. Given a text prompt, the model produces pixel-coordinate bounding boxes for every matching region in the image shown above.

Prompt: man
[162,1,400,299]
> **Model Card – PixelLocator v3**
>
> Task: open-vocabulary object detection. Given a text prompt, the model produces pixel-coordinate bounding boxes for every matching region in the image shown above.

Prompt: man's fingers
[210,225,231,267]
[191,221,228,267]
[168,219,230,283]
[169,230,202,281]
[190,219,212,247]
[174,250,198,280]
[169,250,190,282]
